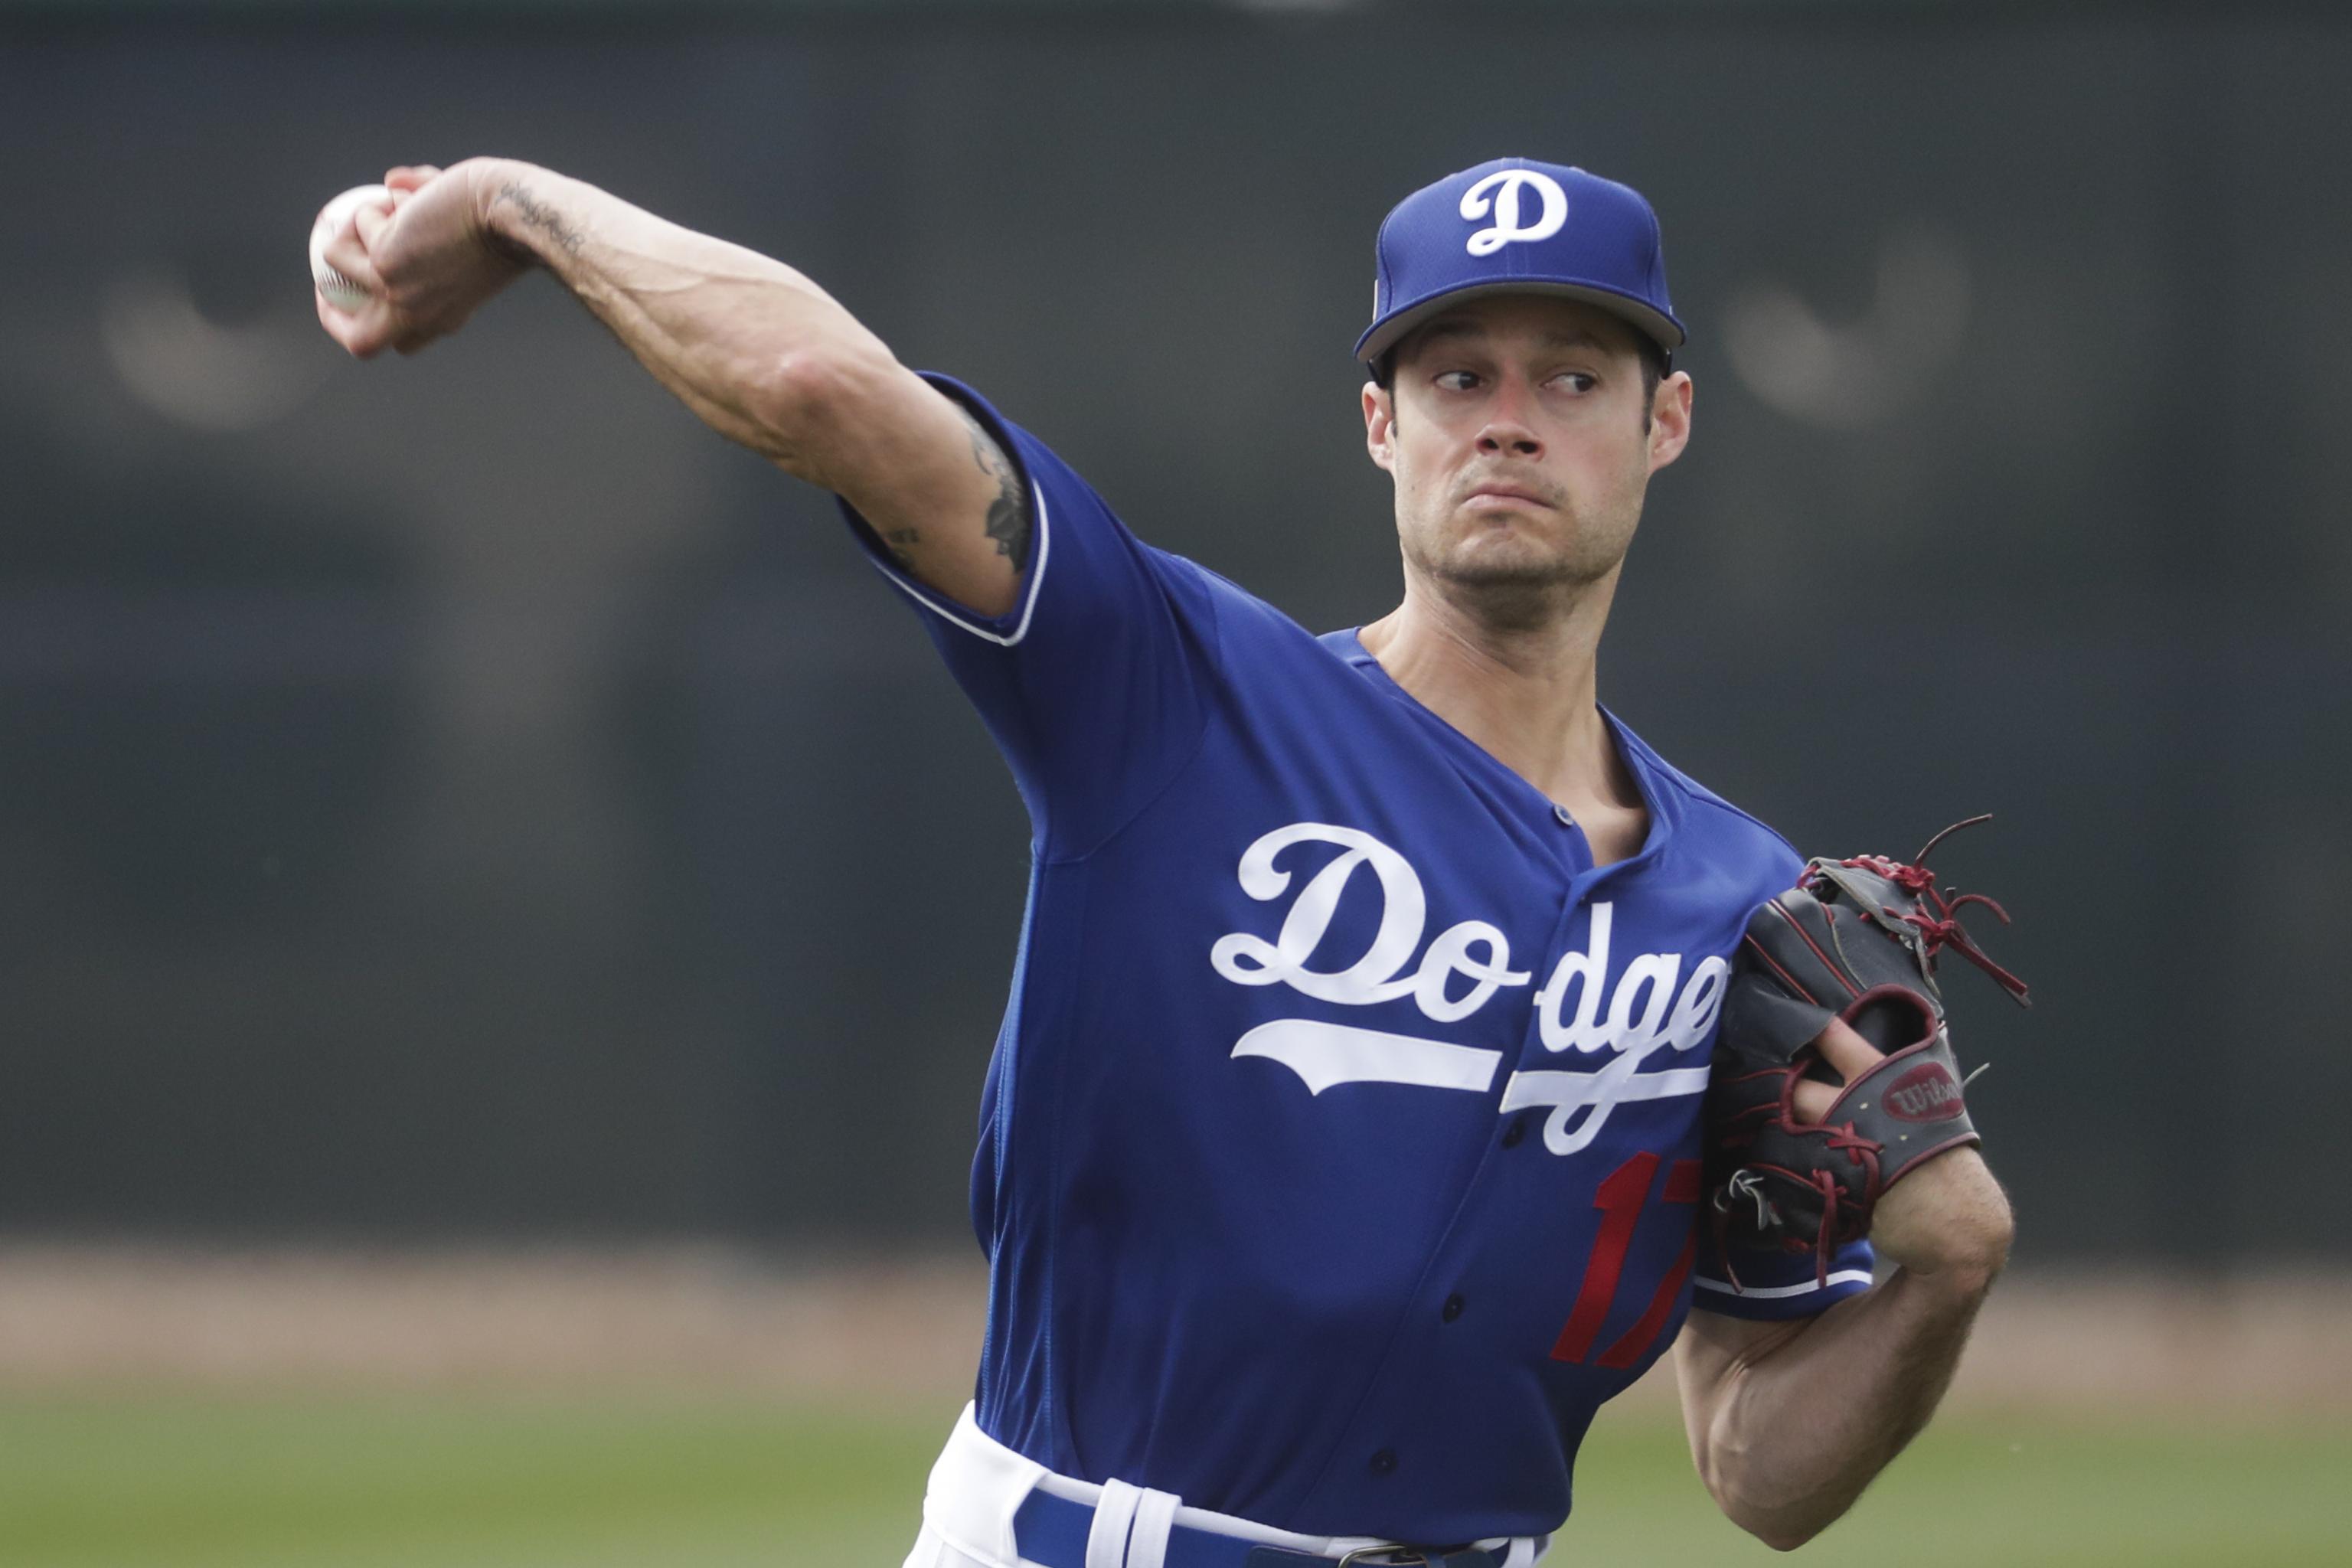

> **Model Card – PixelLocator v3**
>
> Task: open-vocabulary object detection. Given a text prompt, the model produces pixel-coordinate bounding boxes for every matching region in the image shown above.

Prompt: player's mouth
[1459,480,1559,511]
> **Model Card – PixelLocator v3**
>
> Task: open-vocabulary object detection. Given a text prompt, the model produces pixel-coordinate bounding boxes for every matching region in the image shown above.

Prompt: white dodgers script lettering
[1211,823,1728,1155]
[1209,823,1530,1014]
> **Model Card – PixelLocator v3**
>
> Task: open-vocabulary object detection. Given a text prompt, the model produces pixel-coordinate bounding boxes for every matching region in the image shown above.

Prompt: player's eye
[1551,372,1598,394]
[1434,370,1481,392]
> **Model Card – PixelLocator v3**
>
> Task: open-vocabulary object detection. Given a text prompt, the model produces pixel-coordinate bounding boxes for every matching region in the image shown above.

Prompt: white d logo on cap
[1460,170,1568,257]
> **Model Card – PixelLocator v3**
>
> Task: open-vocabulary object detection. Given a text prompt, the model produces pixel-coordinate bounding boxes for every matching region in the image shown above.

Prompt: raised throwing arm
[1674,1018,2014,1551]
[312,158,1027,616]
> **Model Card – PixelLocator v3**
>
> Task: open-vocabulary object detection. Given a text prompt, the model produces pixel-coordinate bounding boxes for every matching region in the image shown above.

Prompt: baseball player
[315,155,2014,1566]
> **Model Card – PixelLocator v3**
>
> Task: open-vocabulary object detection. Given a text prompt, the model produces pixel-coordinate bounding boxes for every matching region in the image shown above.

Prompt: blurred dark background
[1,0,2344,1265]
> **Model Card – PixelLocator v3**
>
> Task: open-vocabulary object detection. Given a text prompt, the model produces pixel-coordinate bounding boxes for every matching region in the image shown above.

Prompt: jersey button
[1553,803,1576,827]
[1369,1448,1398,1477]
[1442,1293,1465,1323]
[1500,1114,1527,1148]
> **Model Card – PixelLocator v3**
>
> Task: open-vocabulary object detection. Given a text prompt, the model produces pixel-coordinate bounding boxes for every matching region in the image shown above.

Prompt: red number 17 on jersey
[1551,1152,1703,1370]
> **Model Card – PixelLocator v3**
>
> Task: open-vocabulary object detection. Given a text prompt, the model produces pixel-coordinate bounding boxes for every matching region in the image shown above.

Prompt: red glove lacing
[1812,815,2033,1004]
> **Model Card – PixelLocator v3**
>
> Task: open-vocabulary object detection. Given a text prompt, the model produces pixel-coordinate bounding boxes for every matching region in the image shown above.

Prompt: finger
[314,213,396,351]
[384,165,442,193]
[318,217,391,305]
[311,183,394,305]
[315,288,390,358]
[1787,1016,1885,1125]
[351,196,396,251]
[1808,1015,1885,1087]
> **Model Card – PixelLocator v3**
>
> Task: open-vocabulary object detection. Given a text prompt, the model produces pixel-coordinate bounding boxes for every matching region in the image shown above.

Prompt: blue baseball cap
[1355,158,1685,374]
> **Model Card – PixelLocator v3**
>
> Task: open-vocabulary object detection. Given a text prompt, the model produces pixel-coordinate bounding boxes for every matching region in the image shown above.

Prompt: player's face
[1364,296,1691,609]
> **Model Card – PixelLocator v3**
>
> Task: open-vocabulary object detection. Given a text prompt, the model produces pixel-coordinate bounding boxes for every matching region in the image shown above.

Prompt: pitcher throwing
[315,155,2018,1567]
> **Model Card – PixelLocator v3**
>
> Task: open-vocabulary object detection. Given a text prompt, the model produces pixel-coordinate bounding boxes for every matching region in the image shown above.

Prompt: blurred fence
[5,1244,2347,1420]
[1,2,2346,1260]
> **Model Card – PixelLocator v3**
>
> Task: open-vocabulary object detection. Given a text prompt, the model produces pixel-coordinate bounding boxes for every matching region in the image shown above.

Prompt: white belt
[918,1403,1549,1568]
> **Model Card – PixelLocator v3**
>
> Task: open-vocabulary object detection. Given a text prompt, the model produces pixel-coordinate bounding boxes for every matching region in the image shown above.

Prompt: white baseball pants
[901,1403,1550,1568]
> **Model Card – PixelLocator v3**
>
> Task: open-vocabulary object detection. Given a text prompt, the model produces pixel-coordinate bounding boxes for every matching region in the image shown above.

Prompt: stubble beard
[1402,501,1633,633]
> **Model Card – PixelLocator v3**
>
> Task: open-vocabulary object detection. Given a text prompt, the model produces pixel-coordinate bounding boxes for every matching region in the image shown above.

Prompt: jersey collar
[1325,626,1683,875]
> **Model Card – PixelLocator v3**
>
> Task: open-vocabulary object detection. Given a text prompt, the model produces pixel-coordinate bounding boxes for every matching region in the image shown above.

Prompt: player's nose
[1474,420,1543,459]
[1474,378,1544,457]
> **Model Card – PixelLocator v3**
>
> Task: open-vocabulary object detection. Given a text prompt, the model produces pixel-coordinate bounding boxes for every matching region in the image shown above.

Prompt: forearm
[1679,1264,1995,1550]
[475,160,897,485]
[323,158,1036,614]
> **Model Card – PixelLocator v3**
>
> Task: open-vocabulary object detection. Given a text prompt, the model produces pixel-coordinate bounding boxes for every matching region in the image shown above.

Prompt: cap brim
[1355,279,1687,368]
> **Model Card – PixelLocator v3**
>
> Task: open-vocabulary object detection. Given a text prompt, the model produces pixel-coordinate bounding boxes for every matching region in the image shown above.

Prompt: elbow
[1705,1479,1837,1553]
[1713,1488,1843,1553]
[1694,1438,1848,1553]
[758,347,854,430]
[1750,1518,1825,1553]
[751,342,894,475]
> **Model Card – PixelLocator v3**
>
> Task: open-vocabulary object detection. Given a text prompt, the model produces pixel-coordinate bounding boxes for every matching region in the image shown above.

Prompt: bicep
[817,367,1029,618]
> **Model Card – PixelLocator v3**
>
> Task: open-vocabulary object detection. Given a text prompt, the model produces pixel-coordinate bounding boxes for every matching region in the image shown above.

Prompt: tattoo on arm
[959,407,1032,572]
[495,181,587,260]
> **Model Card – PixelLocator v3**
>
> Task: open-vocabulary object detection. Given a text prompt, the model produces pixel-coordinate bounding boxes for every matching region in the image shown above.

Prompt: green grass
[2,1394,2345,1567]
[1570,1413,2352,1566]
[0,1396,943,1568]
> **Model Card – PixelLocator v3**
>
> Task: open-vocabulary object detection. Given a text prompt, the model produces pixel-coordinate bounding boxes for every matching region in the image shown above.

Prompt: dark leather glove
[1705,818,2030,1285]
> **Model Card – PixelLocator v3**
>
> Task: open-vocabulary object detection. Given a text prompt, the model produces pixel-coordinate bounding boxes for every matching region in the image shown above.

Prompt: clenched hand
[312,160,530,358]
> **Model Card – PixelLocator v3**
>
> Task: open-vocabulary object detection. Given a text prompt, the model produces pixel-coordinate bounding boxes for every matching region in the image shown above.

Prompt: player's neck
[1358,570,1643,827]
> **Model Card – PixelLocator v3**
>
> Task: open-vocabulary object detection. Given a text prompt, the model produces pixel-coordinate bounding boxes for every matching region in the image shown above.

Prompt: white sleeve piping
[1692,1268,1873,1301]
[859,479,1052,648]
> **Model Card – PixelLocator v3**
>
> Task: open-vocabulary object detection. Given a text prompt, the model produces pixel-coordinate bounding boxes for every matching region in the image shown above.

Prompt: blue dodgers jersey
[838,375,1872,1544]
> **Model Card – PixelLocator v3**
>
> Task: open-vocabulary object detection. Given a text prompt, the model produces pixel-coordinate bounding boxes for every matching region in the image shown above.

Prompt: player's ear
[1646,370,1692,474]
[1364,381,1397,472]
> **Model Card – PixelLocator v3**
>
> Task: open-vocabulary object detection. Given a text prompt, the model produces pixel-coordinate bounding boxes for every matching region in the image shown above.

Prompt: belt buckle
[1336,1548,1488,1568]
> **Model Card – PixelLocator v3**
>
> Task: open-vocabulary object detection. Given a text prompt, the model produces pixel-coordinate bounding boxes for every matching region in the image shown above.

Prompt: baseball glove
[1704,816,2030,1285]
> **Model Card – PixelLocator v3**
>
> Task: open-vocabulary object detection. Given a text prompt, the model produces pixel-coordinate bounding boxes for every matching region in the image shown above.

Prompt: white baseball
[309,183,393,313]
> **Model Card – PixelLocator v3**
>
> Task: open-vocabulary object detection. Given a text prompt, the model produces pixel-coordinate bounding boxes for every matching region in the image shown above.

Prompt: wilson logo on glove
[1882,1062,1965,1123]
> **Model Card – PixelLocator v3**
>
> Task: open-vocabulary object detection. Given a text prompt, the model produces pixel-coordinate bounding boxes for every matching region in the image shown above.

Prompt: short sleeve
[837,374,1219,860]
[1689,1233,1875,1321]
